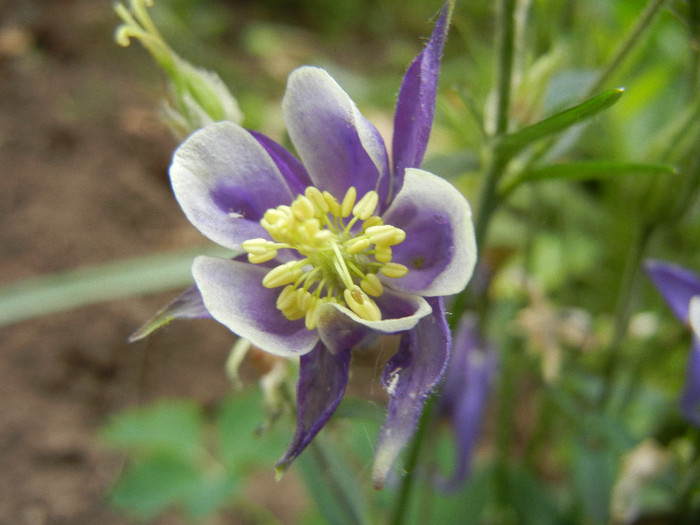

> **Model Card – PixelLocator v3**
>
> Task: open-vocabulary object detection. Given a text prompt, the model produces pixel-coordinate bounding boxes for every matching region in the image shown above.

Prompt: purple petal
[129,286,210,342]
[372,297,451,488]
[282,67,391,207]
[170,122,296,250]
[391,1,451,199]
[382,168,476,297]
[315,303,375,355]
[249,130,312,195]
[315,289,433,354]
[275,342,352,474]
[680,337,700,427]
[192,256,319,357]
[644,259,700,322]
[436,314,496,491]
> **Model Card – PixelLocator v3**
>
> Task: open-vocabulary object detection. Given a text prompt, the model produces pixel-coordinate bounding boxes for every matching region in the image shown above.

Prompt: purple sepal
[372,297,451,488]
[391,1,451,200]
[316,303,375,355]
[129,286,210,342]
[644,259,700,322]
[436,314,496,491]
[681,337,700,427]
[282,67,390,205]
[275,342,352,473]
[249,130,312,195]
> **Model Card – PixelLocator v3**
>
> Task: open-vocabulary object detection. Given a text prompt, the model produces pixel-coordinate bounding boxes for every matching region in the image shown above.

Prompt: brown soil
[0,1,306,523]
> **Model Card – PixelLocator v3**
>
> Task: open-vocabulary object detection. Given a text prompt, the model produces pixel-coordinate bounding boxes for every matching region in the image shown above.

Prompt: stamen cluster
[242,186,408,329]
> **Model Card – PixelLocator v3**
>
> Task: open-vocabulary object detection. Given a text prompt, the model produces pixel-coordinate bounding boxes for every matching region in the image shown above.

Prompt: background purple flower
[645,259,700,426]
[436,314,496,491]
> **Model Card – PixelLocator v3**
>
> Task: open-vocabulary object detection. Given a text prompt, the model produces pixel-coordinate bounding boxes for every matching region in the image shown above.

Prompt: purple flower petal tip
[644,258,700,322]
[436,314,496,491]
[275,343,352,474]
[645,259,700,428]
[372,298,451,487]
[392,1,453,195]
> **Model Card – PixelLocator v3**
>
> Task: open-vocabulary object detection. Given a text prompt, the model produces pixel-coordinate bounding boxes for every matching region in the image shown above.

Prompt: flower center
[242,186,408,330]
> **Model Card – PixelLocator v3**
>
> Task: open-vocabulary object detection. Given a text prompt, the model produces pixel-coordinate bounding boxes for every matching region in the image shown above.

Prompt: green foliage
[102,390,290,520]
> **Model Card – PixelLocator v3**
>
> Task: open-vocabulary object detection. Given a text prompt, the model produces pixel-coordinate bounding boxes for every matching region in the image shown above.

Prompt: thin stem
[307,440,367,525]
[583,0,669,99]
[599,223,654,409]
[475,0,516,245]
[388,395,435,525]
[451,0,517,323]
[675,434,700,523]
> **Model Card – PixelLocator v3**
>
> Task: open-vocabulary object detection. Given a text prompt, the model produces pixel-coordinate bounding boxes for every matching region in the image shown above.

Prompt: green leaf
[183,471,238,518]
[101,399,204,457]
[506,464,559,525]
[572,439,618,524]
[498,88,624,158]
[109,453,200,519]
[499,160,677,196]
[296,437,371,525]
[429,462,495,525]
[0,244,232,327]
[218,389,290,470]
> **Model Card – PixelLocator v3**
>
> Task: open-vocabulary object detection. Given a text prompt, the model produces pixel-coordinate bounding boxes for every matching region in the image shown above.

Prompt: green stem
[473,0,516,245]
[450,0,517,323]
[675,433,700,523]
[307,440,367,525]
[583,0,669,99]
[600,223,654,409]
[388,396,436,525]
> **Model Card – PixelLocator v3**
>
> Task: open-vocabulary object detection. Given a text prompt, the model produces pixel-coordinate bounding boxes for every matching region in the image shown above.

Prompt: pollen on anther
[305,187,329,213]
[263,262,303,288]
[365,225,406,246]
[380,262,409,279]
[341,186,357,217]
[374,245,392,263]
[346,237,371,255]
[360,273,383,297]
[353,191,379,220]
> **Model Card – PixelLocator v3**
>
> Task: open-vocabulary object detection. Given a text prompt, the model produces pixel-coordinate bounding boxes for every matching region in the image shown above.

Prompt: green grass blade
[499,160,677,196]
[0,245,232,327]
[498,88,625,158]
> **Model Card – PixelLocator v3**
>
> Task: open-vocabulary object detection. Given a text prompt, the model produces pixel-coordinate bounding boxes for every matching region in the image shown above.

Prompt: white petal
[170,122,295,250]
[382,168,477,297]
[192,256,319,357]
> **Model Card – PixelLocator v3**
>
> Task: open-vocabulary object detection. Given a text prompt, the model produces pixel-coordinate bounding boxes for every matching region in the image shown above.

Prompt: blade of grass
[0,245,232,327]
[497,88,624,159]
[499,160,677,196]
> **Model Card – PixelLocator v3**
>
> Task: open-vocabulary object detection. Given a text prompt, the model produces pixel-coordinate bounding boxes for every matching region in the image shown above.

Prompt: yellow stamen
[374,245,392,263]
[352,191,379,221]
[380,262,409,279]
[263,261,304,288]
[365,225,406,246]
[341,186,357,217]
[360,273,384,297]
[243,186,410,327]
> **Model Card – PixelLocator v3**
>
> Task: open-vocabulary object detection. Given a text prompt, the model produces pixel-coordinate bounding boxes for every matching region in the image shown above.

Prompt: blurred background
[0,0,696,523]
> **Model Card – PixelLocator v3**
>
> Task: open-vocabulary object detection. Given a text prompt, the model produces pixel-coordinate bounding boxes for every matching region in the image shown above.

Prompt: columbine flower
[436,314,495,491]
[644,259,700,427]
[136,1,476,487]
